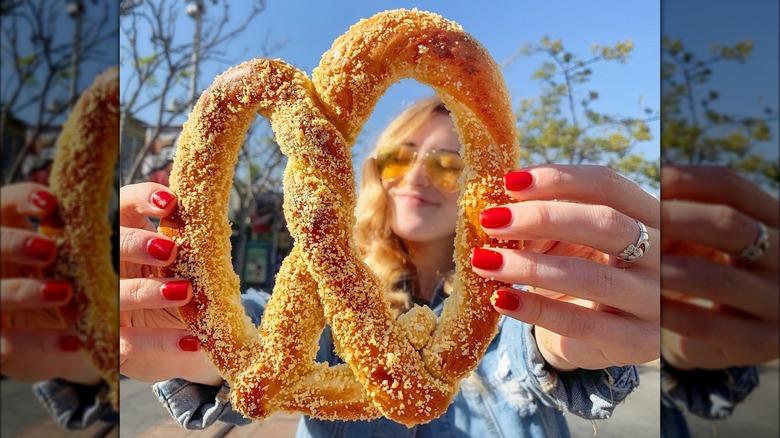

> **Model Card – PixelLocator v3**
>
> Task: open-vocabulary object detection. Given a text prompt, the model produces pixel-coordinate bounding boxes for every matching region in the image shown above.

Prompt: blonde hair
[354,96,450,317]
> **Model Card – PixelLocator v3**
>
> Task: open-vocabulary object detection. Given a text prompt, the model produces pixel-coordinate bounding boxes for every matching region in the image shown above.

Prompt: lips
[395,193,437,206]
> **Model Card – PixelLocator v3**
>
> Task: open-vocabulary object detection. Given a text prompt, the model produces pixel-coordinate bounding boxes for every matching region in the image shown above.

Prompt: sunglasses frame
[374,144,464,192]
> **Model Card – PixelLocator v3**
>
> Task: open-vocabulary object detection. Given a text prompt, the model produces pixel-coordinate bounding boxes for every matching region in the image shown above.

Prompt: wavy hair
[354,96,450,317]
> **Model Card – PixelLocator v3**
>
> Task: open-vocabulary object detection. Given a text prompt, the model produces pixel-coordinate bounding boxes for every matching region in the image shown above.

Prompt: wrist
[534,327,578,371]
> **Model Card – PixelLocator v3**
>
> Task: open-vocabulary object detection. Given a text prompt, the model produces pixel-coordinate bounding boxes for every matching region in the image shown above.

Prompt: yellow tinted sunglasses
[375,144,464,192]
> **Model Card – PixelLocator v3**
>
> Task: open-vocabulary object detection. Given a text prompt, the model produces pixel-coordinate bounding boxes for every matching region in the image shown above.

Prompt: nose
[402,155,431,188]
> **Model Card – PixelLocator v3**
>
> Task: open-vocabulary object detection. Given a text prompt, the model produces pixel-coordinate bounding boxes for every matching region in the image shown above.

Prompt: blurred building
[119,114,148,183]
[1,114,28,178]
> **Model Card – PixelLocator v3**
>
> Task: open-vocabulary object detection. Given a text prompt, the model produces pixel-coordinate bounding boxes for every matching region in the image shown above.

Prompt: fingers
[479,201,659,269]
[662,165,779,226]
[120,278,192,311]
[1,279,71,310]
[0,330,102,384]
[503,165,660,227]
[492,288,659,364]
[0,227,57,268]
[663,255,778,320]
[1,183,57,227]
[120,327,223,385]
[473,249,657,319]
[120,226,177,266]
[661,298,778,366]
[120,182,177,231]
[663,200,778,270]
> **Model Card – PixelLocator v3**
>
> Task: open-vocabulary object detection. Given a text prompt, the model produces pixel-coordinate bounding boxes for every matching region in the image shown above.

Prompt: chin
[393,222,455,244]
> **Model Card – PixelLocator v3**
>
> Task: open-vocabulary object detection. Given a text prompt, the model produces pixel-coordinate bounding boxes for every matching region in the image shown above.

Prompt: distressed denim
[31,378,117,429]
[659,361,758,438]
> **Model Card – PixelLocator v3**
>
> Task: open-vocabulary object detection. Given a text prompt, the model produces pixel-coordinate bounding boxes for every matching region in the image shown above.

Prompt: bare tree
[1,0,116,183]
[119,0,285,184]
[120,0,289,275]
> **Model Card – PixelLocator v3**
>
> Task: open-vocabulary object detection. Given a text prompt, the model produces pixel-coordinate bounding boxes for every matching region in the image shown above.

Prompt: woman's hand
[472,165,660,370]
[119,182,222,385]
[660,165,778,369]
[1,182,102,384]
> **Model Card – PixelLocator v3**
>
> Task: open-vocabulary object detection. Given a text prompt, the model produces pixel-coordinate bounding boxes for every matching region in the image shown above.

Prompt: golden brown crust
[160,9,519,425]
[39,67,120,409]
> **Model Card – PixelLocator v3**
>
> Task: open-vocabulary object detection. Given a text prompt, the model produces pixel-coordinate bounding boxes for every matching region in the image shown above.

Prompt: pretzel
[39,67,120,409]
[159,9,519,425]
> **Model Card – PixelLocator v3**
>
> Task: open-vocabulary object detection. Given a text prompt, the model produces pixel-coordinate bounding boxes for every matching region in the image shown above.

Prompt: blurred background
[1,0,119,436]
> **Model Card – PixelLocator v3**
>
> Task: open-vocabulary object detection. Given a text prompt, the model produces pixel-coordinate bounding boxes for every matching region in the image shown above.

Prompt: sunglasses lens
[376,145,415,181]
[426,151,464,191]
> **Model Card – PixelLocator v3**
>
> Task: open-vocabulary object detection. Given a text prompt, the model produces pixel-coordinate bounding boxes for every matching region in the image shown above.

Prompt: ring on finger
[617,219,650,263]
[737,220,770,264]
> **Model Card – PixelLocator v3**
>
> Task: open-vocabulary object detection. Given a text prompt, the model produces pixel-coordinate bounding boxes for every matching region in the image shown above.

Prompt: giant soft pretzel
[159,9,519,425]
[39,67,120,409]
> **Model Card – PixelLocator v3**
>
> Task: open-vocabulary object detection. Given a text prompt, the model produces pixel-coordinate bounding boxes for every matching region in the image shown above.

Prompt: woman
[119,97,661,436]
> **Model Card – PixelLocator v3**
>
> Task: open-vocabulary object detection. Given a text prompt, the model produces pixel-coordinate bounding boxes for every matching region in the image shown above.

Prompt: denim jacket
[659,360,759,438]
[153,286,639,437]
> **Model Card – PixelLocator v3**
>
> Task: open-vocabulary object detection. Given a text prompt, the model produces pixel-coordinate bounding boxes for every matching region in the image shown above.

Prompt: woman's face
[383,112,461,245]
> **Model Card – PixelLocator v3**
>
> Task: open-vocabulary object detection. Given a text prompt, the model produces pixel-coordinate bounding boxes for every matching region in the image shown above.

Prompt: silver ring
[738,221,770,264]
[617,219,650,263]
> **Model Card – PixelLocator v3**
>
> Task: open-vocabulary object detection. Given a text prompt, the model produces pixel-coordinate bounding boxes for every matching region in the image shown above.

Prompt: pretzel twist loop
[40,67,120,409]
[160,9,519,425]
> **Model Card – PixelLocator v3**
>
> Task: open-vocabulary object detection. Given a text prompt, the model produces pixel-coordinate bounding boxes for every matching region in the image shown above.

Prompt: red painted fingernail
[504,171,533,191]
[151,191,175,209]
[493,290,521,311]
[59,335,82,352]
[24,237,56,261]
[147,238,175,261]
[162,280,190,301]
[41,280,71,301]
[178,335,199,352]
[30,190,56,210]
[472,248,504,270]
[480,207,512,228]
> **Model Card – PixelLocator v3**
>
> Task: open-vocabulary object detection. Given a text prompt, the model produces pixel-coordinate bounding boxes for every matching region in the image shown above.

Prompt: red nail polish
[30,190,56,210]
[151,191,175,209]
[162,280,190,301]
[472,248,504,270]
[59,335,82,352]
[24,237,56,261]
[147,238,175,261]
[42,280,71,301]
[480,207,512,228]
[493,290,521,311]
[504,171,533,191]
[178,335,199,352]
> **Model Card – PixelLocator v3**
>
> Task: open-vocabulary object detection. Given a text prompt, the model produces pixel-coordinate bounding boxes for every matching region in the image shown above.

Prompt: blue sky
[663,0,779,160]
[120,0,661,167]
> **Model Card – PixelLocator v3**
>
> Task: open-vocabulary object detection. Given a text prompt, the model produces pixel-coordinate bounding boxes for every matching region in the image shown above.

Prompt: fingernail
[24,237,56,261]
[147,238,175,261]
[162,280,190,301]
[178,335,199,352]
[504,171,533,191]
[151,191,175,209]
[59,335,82,352]
[41,280,71,301]
[480,207,512,228]
[472,248,504,270]
[30,190,56,210]
[493,290,521,311]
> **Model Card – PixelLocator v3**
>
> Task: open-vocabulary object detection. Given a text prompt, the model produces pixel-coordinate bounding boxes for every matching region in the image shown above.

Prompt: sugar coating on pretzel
[160,9,519,426]
[40,67,120,409]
